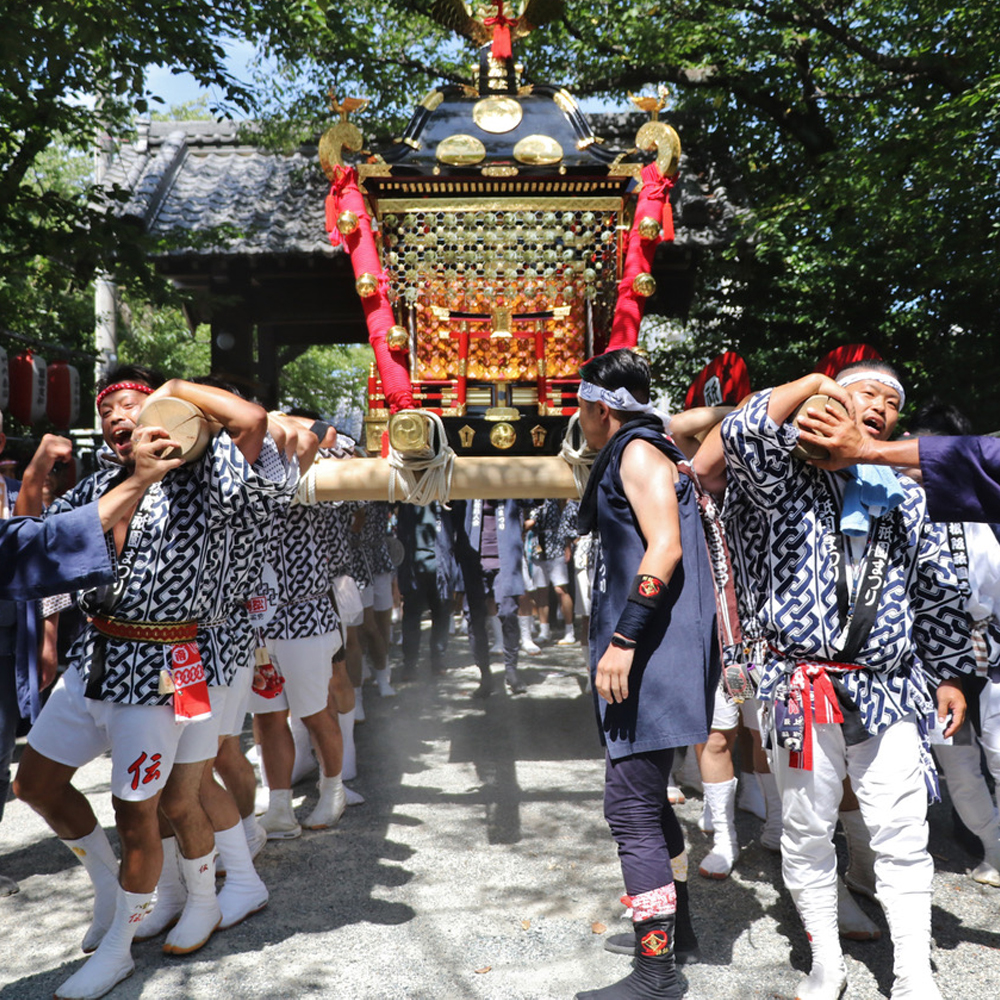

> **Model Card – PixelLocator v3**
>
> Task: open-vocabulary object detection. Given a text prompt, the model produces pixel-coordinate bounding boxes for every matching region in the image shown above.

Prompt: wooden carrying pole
[308,455,581,502]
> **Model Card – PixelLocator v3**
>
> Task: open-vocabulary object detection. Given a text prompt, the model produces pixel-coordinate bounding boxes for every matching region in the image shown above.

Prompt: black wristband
[628,573,667,608]
[610,634,637,650]
[614,574,668,642]
[309,420,332,441]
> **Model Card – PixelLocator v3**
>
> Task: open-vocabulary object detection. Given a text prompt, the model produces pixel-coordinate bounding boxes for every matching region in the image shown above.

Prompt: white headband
[836,370,906,411]
[578,380,672,428]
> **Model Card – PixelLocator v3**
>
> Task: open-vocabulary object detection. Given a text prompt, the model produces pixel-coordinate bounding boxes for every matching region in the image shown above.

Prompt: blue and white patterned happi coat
[721,390,975,739]
[48,432,296,704]
[201,436,298,676]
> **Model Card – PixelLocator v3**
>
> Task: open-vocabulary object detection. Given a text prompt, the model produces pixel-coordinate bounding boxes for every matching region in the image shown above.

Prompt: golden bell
[337,210,360,236]
[637,216,662,241]
[386,325,409,351]
[632,272,657,298]
[356,273,379,298]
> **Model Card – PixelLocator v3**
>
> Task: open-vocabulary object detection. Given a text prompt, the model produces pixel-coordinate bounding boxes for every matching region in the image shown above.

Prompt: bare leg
[215,735,257,820]
[13,746,94,839]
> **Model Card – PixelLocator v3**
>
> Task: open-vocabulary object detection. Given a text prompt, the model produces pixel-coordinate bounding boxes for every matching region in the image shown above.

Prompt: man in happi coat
[720,360,973,1000]
[13,365,283,1000]
[572,349,719,1000]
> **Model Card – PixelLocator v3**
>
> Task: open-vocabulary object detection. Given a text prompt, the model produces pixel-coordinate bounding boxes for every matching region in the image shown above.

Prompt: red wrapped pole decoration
[605,162,676,353]
[484,2,517,60]
[325,166,415,412]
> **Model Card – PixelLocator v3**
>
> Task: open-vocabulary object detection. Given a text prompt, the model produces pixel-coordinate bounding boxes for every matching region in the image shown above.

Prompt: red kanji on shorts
[127,752,163,791]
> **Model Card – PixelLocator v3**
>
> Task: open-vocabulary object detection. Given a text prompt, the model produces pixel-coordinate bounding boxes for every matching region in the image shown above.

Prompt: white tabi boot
[215,822,269,930]
[790,884,848,1000]
[840,809,877,900]
[354,685,366,722]
[133,837,185,941]
[879,887,941,999]
[344,785,366,806]
[55,887,153,1000]
[519,615,541,654]
[304,772,347,829]
[61,826,120,954]
[163,851,221,955]
[757,772,784,852]
[339,709,357,781]
[289,716,318,784]
[259,788,302,840]
[737,772,768,820]
[537,620,551,643]
[699,778,739,878]
[242,814,268,861]
[837,877,880,941]
[374,667,396,698]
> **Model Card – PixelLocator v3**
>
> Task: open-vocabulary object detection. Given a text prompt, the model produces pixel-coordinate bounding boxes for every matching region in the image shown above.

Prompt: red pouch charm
[170,642,212,722]
[252,645,285,699]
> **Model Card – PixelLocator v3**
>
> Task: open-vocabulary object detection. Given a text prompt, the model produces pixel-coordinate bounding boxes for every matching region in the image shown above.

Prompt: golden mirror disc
[472,97,523,134]
[513,134,564,166]
[490,422,517,450]
[436,134,487,165]
[635,121,682,177]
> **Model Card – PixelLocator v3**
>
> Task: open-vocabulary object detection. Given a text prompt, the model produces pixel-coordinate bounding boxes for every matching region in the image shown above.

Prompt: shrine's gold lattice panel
[377,203,622,381]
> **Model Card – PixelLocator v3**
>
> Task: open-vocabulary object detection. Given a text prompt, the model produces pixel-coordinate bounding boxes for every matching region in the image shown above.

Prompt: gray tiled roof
[104,120,338,258]
[104,116,733,261]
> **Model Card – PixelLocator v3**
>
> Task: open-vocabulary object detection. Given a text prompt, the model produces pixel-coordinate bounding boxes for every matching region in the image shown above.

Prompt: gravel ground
[1,635,998,999]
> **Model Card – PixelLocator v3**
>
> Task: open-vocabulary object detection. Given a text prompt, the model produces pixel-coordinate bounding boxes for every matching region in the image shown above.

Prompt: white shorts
[174,685,232,764]
[575,564,593,617]
[360,571,394,612]
[333,574,365,628]
[711,682,739,731]
[27,666,185,802]
[529,557,569,591]
[220,666,253,738]
[249,631,341,719]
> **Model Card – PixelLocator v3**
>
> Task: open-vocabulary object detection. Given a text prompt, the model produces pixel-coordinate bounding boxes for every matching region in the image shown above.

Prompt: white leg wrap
[757,771,784,852]
[339,710,357,782]
[699,778,739,878]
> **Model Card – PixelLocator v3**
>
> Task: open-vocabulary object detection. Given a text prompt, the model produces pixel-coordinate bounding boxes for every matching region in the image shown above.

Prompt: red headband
[96,382,154,410]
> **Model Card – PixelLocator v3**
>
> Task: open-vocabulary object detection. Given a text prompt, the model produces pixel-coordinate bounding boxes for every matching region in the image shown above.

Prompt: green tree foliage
[257,1,1000,427]
[279,344,371,427]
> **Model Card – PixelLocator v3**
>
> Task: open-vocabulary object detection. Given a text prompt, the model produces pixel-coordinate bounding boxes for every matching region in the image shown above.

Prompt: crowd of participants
[1,351,1000,999]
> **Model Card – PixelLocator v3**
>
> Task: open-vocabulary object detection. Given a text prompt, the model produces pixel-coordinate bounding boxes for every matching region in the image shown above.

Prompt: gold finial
[628,85,670,121]
[329,90,369,121]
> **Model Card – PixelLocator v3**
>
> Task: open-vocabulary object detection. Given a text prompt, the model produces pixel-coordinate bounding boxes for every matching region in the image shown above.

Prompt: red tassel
[325,192,341,246]
[662,200,675,242]
[485,3,516,60]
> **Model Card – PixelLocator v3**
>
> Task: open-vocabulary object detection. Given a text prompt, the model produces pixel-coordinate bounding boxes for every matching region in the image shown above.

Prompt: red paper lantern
[8,351,47,425]
[684,352,751,410]
[46,361,81,429]
[0,346,9,410]
[813,343,882,379]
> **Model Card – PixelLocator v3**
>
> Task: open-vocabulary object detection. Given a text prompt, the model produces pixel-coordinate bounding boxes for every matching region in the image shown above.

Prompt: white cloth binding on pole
[558,411,597,498]
[387,410,455,506]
